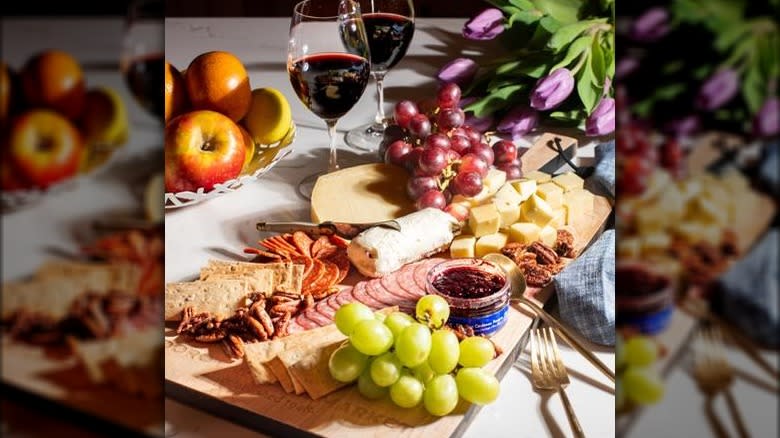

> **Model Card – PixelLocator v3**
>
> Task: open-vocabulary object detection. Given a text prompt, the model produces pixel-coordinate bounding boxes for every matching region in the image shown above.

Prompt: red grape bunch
[380,83,525,215]
[616,123,684,196]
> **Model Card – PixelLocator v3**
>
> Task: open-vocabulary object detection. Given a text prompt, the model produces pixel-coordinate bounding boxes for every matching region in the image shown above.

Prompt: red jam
[431,266,505,299]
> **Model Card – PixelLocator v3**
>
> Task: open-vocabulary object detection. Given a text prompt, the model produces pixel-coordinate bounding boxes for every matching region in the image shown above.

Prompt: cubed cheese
[496,203,521,229]
[672,222,722,246]
[451,194,480,207]
[523,170,551,184]
[493,183,524,206]
[483,168,507,194]
[536,183,564,209]
[635,205,670,234]
[690,196,724,226]
[449,235,476,258]
[549,208,566,228]
[510,179,537,202]
[618,237,642,259]
[640,232,672,253]
[562,189,594,226]
[475,232,508,258]
[521,195,555,227]
[552,172,583,192]
[539,225,557,247]
[470,187,495,205]
[509,222,541,244]
[468,203,501,237]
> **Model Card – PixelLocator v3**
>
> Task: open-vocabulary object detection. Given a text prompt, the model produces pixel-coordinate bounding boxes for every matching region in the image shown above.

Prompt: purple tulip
[696,69,739,110]
[465,113,494,133]
[497,107,538,140]
[615,58,640,80]
[631,7,670,42]
[753,97,779,137]
[463,8,505,41]
[585,97,615,136]
[530,68,575,111]
[437,58,479,88]
[664,115,701,137]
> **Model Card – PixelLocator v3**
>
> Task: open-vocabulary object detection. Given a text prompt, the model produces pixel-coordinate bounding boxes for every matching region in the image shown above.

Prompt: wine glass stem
[326,119,339,172]
[373,72,387,126]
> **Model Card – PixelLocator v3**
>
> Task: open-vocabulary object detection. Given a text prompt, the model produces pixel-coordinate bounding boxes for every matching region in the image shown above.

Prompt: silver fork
[692,326,751,438]
[531,327,585,438]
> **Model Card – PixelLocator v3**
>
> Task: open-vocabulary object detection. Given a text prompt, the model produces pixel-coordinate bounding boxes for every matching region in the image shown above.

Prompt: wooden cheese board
[165,133,615,437]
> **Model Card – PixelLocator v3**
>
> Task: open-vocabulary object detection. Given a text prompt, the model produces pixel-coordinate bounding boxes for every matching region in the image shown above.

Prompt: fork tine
[548,327,567,378]
[541,328,555,378]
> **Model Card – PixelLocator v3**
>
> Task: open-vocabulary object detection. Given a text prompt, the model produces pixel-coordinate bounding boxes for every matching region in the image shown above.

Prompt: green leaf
[509,0,535,9]
[539,16,562,34]
[547,19,604,53]
[508,10,543,26]
[714,23,750,52]
[496,60,523,75]
[590,37,606,87]
[549,109,586,122]
[531,0,582,25]
[741,66,764,114]
[550,35,592,72]
[576,54,599,112]
[757,33,779,80]
[464,85,526,117]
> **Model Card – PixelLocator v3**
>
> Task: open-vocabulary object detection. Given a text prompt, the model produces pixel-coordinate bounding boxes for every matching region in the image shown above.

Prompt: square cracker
[164,279,248,321]
[200,260,304,295]
[34,260,141,295]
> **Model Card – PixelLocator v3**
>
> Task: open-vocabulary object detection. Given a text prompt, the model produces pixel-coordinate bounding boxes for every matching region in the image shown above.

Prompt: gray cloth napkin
[586,140,616,200]
[553,229,616,346]
[713,229,779,348]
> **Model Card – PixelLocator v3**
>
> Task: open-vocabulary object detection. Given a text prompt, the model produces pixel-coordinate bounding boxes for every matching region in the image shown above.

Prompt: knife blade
[256,220,401,240]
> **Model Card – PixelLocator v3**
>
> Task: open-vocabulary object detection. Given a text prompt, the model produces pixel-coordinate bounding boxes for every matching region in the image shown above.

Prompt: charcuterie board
[165,133,615,437]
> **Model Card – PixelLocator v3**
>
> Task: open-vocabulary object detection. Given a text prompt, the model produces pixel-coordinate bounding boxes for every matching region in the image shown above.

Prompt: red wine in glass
[123,53,164,120]
[288,53,370,120]
[363,12,414,72]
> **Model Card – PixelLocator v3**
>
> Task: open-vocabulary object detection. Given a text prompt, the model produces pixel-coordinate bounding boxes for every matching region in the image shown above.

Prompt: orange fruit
[238,125,256,173]
[185,51,251,122]
[165,61,189,123]
[21,50,86,120]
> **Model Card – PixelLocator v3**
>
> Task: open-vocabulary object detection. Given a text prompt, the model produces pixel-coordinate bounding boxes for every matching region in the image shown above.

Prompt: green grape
[350,318,394,356]
[616,333,626,370]
[458,336,495,368]
[416,295,450,329]
[623,366,664,405]
[455,367,500,405]
[428,330,459,374]
[358,368,388,400]
[624,336,658,367]
[395,323,432,368]
[384,311,415,339]
[375,312,387,323]
[334,302,376,336]
[328,343,368,383]
[423,374,459,416]
[412,361,436,385]
[370,352,403,387]
[390,371,424,408]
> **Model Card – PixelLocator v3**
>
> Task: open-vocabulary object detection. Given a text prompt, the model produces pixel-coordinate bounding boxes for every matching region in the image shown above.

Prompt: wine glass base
[296,171,326,201]
[344,123,385,152]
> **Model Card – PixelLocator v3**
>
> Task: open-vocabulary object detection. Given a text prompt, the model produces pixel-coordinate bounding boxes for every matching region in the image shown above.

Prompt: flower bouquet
[438,0,616,139]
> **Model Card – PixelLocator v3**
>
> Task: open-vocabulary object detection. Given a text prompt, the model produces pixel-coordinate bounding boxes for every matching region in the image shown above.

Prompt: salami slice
[325,294,343,312]
[365,279,402,307]
[379,271,418,300]
[334,288,355,306]
[303,307,333,326]
[315,298,338,318]
[350,282,385,309]
[395,264,426,299]
[413,258,446,292]
[294,312,320,330]
[286,320,305,333]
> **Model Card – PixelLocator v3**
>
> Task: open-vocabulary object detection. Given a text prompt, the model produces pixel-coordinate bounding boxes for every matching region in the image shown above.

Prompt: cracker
[164,279,248,321]
[34,260,141,294]
[200,260,304,295]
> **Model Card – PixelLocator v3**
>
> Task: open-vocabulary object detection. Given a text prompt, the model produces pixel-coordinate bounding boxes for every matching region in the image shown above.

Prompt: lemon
[144,172,164,223]
[242,87,292,145]
[81,86,129,146]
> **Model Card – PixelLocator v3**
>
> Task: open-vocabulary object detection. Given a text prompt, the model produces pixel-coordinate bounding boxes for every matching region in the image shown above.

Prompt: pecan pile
[669,229,739,286]
[4,291,161,345]
[501,231,575,287]
[176,291,310,359]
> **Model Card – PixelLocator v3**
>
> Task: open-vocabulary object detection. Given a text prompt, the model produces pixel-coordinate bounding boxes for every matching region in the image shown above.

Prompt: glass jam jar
[426,258,510,336]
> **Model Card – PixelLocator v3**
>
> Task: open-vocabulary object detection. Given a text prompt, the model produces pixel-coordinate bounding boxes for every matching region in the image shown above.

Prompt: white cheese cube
[483,168,507,194]
[496,203,521,229]
[521,195,555,227]
[539,225,557,247]
[552,172,583,192]
[549,208,566,228]
[475,232,508,258]
[536,182,564,209]
[523,170,551,184]
[508,222,541,244]
[449,235,476,258]
[562,189,594,226]
[493,183,524,206]
[510,179,537,202]
[468,203,501,237]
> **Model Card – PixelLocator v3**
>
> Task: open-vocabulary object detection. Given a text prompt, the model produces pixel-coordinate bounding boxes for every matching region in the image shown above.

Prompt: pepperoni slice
[365,279,402,307]
[323,251,351,285]
[302,259,326,294]
[350,282,385,309]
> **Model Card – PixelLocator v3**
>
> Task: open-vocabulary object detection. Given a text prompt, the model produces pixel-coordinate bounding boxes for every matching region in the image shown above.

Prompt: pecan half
[246,316,269,341]
[252,306,275,338]
[528,241,559,265]
[222,334,245,358]
[176,307,195,334]
[274,312,292,338]
[194,329,226,343]
[554,229,576,258]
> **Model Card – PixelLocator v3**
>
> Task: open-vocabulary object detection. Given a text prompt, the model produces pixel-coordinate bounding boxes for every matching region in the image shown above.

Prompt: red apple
[7,109,84,189]
[165,110,247,192]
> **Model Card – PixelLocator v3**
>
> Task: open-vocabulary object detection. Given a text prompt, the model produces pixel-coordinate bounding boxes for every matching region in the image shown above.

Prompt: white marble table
[164,17,615,438]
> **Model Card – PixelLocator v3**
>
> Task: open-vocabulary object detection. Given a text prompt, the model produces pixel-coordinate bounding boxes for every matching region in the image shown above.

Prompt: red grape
[384,140,413,166]
[449,127,469,138]
[409,114,432,139]
[450,171,483,197]
[437,83,461,109]
[403,148,423,173]
[492,140,518,164]
[660,138,684,178]
[445,148,461,162]
[437,108,465,131]
[618,156,652,195]
[418,146,448,176]
[496,162,523,180]
[443,203,470,222]
[462,126,483,146]
[425,133,451,150]
[407,176,439,201]
[450,135,471,154]
[416,190,447,210]
[459,154,489,177]
[394,100,419,129]
[465,143,495,166]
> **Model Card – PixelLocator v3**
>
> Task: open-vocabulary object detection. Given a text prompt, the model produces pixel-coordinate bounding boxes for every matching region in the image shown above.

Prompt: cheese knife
[256,220,401,240]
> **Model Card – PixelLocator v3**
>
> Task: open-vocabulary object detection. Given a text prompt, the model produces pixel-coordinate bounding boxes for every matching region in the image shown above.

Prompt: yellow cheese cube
[618,237,642,259]
[562,189,594,225]
[640,232,672,254]
[672,222,722,246]
[468,203,501,237]
[451,194,480,207]
[521,195,555,227]
[552,172,583,192]
[483,168,507,194]
[449,235,476,258]
[496,203,521,229]
[475,232,508,258]
[536,182,564,209]
[539,225,557,247]
[690,196,724,226]
[635,205,670,234]
[523,170,551,184]
[510,179,537,202]
[493,183,524,206]
[509,222,541,244]
[549,208,566,228]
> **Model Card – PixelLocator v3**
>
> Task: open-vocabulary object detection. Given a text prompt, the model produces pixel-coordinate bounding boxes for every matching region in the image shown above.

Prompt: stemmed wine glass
[344,0,415,151]
[120,0,164,124]
[287,0,372,197]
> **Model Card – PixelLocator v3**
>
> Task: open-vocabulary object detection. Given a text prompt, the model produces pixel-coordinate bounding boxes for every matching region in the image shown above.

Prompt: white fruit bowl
[164,122,296,209]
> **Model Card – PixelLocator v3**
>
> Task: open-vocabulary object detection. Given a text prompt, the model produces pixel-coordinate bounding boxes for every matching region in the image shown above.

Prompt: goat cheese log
[347,208,460,277]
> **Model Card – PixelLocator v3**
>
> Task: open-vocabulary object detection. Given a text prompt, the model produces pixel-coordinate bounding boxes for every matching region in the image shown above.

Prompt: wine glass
[120,0,164,123]
[288,0,372,197]
[344,0,415,152]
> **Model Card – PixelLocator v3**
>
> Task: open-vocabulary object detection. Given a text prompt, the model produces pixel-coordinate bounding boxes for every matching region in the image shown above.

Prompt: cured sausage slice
[350,282,385,309]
